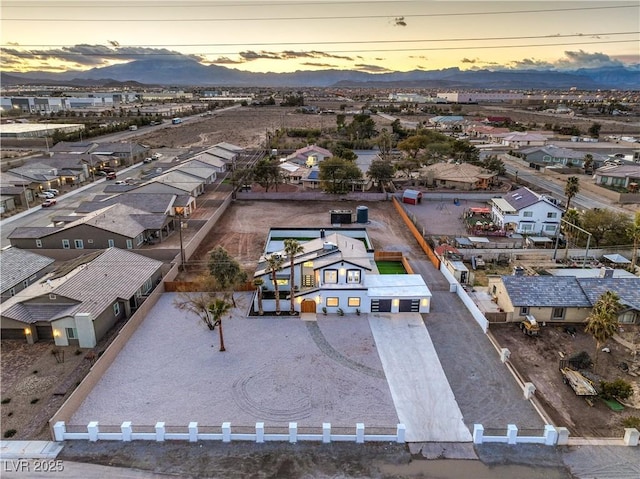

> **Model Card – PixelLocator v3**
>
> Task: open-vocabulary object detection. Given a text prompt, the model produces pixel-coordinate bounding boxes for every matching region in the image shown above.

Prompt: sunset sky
[2,0,639,74]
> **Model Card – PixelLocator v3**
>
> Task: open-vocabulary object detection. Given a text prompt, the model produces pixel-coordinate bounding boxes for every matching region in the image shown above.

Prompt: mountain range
[3,58,639,90]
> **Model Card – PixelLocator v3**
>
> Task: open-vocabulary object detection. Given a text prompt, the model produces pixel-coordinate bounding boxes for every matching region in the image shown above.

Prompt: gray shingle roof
[75,193,176,214]
[577,277,640,311]
[1,302,79,324]
[0,248,55,293]
[504,187,541,210]
[503,275,640,310]
[7,227,64,239]
[502,276,592,307]
[51,247,162,319]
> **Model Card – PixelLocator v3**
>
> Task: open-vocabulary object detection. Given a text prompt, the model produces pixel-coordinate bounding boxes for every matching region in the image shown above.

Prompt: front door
[301,299,317,313]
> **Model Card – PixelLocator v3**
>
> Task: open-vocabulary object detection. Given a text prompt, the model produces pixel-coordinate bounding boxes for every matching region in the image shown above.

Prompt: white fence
[53,421,406,444]
[473,424,559,445]
[473,424,640,447]
[439,262,489,332]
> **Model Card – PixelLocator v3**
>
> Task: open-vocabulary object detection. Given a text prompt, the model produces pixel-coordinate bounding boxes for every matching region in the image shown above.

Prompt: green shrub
[600,379,634,401]
[4,429,17,438]
[1,398,11,404]
[622,416,640,429]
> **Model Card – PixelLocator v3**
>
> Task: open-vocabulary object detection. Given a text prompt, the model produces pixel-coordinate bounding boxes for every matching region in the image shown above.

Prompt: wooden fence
[391,196,440,269]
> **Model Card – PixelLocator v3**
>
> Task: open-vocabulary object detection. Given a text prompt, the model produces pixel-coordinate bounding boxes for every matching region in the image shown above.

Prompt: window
[108,239,115,248]
[62,239,70,249]
[87,239,94,244]
[276,278,288,286]
[346,270,361,284]
[49,294,56,300]
[323,270,338,284]
[552,307,565,320]
[521,223,534,232]
[35,239,43,248]
[113,302,120,316]
[519,307,529,316]
[523,211,533,217]
[618,311,636,324]
[326,297,339,307]
[348,297,361,307]
[65,328,77,340]
[544,225,556,232]
[126,239,133,249]
[74,239,84,249]
[136,234,144,246]
[547,212,557,219]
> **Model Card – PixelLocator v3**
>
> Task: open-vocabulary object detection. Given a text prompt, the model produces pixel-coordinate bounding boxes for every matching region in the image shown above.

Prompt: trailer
[561,367,597,398]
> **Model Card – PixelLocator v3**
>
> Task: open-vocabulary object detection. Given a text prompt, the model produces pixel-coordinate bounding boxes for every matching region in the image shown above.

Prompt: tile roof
[0,248,55,294]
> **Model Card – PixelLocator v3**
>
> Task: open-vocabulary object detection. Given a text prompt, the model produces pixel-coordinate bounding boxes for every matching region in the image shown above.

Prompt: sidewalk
[0,441,63,459]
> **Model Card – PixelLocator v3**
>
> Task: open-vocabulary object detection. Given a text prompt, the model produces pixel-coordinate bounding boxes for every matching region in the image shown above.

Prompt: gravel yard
[70,293,399,430]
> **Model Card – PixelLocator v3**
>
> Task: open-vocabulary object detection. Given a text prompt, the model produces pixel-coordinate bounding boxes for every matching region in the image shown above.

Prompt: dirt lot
[188,199,421,276]
[491,322,640,437]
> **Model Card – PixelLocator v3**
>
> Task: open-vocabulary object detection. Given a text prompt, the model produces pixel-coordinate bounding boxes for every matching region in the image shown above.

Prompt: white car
[44,189,59,196]
[38,192,54,199]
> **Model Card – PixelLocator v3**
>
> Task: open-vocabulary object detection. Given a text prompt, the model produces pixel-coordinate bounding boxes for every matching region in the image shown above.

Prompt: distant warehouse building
[0,123,85,139]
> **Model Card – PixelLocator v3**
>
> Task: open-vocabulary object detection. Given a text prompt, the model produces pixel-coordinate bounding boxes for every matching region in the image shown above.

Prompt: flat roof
[365,274,432,298]
[0,123,84,133]
[491,197,516,213]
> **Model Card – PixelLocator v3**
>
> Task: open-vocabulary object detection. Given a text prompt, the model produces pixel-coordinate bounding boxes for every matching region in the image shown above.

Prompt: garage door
[1,329,27,340]
[35,325,54,341]
[399,299,420,312]
[371,299,392,312]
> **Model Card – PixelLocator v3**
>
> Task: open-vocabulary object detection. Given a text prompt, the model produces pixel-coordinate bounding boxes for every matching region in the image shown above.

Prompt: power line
[7,31,638,49]
[4,39,638,57]
[3,4,638,22]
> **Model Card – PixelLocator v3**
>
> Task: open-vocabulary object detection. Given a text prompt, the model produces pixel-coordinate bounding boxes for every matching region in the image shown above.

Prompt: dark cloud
[301,62,337,68]
[461,58,477,64]
[238,49,353,62]
[1,44,200,68]
[238,50,282,61]
[374,57,385,61]
[354,64,392,73]
[409,55,427,60]
[558,49,623,68]
[208,56,245,65]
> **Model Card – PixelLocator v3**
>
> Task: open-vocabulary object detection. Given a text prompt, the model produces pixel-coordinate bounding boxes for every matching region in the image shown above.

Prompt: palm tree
[582,154,594,174]
[585,291,621,373]
[209,297,232,352]
[564,176,580,212]
[562,208,581,261]
[628,211,640,272]
[284,239,304,315]
[266,254,284,315]
[253,278,264,316]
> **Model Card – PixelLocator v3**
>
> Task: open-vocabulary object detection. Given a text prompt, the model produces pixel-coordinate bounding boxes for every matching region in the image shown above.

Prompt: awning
[603,254,630,264]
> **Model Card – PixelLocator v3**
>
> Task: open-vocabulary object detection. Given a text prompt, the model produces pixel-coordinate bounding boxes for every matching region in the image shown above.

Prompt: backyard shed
[402,189,423,205]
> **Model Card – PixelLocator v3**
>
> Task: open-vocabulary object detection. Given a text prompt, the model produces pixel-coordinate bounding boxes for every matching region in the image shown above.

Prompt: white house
[253,229,431,315]
[490,187,563,236]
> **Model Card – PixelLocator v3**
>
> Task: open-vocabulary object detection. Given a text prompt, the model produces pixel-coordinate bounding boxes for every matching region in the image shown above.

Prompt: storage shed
[402,189,423,205]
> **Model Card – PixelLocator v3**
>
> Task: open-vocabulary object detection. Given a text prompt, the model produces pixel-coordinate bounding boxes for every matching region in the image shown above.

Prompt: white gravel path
[70,293,398,430]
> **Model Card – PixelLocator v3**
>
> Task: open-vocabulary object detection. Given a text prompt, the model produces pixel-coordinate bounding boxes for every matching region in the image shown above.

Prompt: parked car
[41,199,57,207]
[44,189,59,196]
[37,192,54,199]
[95,171,107,176]
[114,180,127,185]
[152,153,162,160]
[106,172,117,180]
[143,158,153,163]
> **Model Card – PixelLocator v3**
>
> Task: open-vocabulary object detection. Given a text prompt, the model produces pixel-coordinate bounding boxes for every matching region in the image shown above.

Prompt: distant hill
[3,59,639,89]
